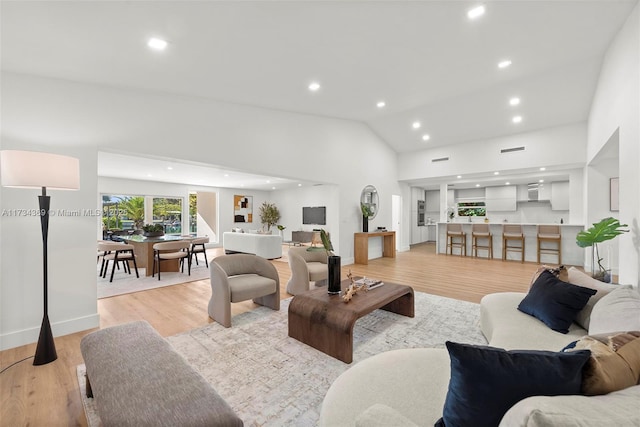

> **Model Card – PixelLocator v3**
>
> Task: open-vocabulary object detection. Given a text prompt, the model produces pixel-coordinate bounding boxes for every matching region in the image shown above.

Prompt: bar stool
[471,223,493,259]
[537,225,561,264]
[502,224,524,262]
[446,223,467,256]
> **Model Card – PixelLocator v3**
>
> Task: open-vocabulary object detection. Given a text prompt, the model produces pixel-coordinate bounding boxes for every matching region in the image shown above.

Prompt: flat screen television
[302,206,326,225]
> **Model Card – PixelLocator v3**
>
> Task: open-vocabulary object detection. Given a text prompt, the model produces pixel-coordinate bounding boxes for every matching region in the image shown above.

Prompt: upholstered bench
[80,321,243,427]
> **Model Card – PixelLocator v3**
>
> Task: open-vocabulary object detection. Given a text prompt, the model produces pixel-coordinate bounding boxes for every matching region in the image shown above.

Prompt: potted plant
[576,217,628,282]
[142,223,164,237]
[361,203,373,232]
[308,229,341,294]
[259,202,280,233]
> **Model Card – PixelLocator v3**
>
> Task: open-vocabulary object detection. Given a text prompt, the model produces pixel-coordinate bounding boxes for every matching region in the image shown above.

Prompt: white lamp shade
[1,150,80,190]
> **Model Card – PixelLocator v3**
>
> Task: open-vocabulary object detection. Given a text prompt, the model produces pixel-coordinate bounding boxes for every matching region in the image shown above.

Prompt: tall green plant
[259,202,280,231]
[116,196,145,229]
[576,217,628,277]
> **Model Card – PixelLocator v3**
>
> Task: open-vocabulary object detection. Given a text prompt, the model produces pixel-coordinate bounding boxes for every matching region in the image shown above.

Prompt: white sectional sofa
[222,231,282,259]
[320,269,640,427]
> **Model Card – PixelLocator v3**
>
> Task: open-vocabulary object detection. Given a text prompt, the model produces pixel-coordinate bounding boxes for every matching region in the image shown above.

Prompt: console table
[354,231,396,265]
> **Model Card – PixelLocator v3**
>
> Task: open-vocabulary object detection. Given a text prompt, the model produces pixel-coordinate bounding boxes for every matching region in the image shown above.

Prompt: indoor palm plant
[576,217,628,282]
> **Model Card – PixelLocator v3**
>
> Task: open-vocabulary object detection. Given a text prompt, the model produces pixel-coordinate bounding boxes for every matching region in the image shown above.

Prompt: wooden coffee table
[288,279,414,363]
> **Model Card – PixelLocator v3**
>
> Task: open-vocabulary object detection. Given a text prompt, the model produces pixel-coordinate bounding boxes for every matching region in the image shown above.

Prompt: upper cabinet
[551,181,570,211]
[485,186,517,211]
[425,190,440,213]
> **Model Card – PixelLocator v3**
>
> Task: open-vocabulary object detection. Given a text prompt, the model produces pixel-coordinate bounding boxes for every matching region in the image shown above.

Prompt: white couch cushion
[589,287,640,335]
[499,384,640,427]
[480,292,586,351]
[355,404,419,427]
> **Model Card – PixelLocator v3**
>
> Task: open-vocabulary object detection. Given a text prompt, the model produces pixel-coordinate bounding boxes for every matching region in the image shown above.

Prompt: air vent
[500,146,525,154]
[432,157,449,162]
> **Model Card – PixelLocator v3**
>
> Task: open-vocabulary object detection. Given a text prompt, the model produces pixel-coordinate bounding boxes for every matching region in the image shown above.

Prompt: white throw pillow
[567,267,630,330]
[588,287,640,335]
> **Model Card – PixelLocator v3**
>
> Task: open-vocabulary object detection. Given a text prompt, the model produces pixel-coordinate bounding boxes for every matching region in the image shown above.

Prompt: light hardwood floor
[0,243,542,427]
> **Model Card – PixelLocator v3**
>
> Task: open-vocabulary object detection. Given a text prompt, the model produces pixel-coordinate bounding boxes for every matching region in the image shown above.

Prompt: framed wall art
[610,177,619,212]
[234,195,253,222]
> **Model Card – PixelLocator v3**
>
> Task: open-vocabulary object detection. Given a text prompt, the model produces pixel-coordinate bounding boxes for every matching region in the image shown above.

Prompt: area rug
[78,291,487,426]
[97,251,213,299]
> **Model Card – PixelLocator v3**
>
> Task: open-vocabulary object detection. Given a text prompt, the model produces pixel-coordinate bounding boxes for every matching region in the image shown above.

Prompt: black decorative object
[328,255,341,294]
[363,215,368,232]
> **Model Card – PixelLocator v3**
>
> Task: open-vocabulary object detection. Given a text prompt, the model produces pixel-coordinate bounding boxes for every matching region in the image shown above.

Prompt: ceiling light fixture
[298,183,302,187]
[422,134,430,141]
[167,166,173,170]
[467,5,486,20]
[147,37,168,51]
[539,179,544,183]
[457,175,462,179]
[308,82,321,92]
[412,121,421,129]
[509,97,520,106]
[505,182,510,185]
[512,115,523,123]
[376,101,386,108]
[224,174,229,177]
[498,60,512,69]
[540,167,546,171]
[476,184,480,187]
[494,171,500,175]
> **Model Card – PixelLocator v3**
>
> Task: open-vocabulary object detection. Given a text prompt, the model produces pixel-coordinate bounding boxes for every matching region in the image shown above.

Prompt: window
[457,201,486,217]
[153,197,183,235]
[102,195,145,231]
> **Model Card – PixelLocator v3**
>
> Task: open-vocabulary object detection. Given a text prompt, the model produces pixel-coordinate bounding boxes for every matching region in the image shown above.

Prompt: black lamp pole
[33,186,57,365]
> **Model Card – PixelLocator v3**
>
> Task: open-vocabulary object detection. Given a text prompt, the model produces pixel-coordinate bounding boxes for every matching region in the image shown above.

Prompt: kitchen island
[436,222,585,266]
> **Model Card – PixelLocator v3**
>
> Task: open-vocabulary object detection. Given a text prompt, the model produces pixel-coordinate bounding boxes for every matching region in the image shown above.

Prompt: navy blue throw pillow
[434,341,591,427]
[518,270,597,333]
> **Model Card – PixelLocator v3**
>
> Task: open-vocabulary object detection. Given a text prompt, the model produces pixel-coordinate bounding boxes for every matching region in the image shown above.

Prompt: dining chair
[189,236,210,268]
[152,241,191,280]
[98,241,139,282]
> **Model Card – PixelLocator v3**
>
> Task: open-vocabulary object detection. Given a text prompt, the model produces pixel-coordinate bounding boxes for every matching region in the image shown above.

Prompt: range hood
[527,183,539,201]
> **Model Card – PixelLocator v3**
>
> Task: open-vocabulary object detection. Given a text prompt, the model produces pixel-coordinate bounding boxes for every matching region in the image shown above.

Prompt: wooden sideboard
[354,231,396,265]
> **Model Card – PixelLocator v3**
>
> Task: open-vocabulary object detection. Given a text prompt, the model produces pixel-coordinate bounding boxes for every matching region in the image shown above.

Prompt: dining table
[119,234,191,277]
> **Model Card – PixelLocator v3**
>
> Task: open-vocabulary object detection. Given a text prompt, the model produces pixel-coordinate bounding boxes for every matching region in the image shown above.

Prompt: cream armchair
[209,254,280,327]
[286,246,328,295]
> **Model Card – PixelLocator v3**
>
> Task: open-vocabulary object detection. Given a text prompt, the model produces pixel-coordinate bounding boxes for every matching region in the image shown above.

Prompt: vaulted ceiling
[1,1,636,189]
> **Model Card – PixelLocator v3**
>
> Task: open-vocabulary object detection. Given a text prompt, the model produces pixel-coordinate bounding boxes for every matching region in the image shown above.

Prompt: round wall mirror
[360,185,379,219]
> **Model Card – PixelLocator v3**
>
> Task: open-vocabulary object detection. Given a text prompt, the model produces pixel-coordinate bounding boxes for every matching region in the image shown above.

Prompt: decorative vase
[327,255,341,294]
[363,215,369,233]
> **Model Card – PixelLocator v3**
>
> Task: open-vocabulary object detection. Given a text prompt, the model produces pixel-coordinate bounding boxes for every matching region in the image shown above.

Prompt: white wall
[587,3,640,286]
[1,71,402,349]
[397,123,587,182]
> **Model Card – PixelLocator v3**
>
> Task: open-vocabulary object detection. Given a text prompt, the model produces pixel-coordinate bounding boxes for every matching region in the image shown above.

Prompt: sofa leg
[85,373,94,398]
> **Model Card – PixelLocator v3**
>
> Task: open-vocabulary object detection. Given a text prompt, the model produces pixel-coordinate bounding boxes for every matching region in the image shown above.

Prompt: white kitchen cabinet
[551,181,570,210]
[485,186,517,211]
[426,190,440,213]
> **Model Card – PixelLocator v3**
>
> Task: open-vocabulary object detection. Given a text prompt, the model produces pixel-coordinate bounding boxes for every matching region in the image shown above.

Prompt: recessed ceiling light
[298,183,302,187]
[457,175,462,179]
[266,180,271,183]
[412,121,421,129]
[422,134,430,141]
[498,60,512,69]
[308,82,321,92]
[540,167,546,171]
[539,179,544,183]
[376,101,386,108]
[147,37,168,51]
[512,115,523,123]
[494,171,500,175]
[505,182,510,185]
[167,166,173,170]
[147,173,152,177]
[224,174,229,177]
[476,184,480,187]
[467,5,486,20]
[509,97,520,106]
[272,187,276,190]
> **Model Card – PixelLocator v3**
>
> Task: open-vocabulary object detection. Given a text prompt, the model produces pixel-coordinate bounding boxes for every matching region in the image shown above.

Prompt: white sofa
[320,271,640,427]
[222,231,282,259]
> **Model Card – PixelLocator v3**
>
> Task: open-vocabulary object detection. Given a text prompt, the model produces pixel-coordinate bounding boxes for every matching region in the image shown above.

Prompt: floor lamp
[1,150,80,366]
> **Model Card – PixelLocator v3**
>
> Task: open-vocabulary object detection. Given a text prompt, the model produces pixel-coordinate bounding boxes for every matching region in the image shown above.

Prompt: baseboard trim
[0,313,100,351]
